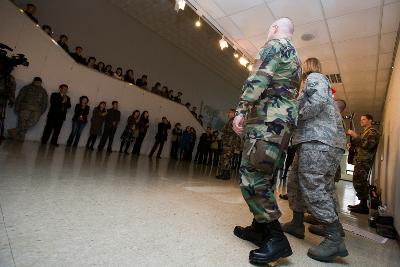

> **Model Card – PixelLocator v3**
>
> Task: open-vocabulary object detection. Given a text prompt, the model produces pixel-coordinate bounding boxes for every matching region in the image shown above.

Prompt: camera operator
[0,43,29,141]
[0,60,16,140]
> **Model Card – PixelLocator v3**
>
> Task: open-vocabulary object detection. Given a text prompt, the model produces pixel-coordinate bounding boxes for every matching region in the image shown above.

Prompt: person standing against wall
[170,123,182,160]
[86,101,107,150]
[149,117,171,158]
[98,101,120,152]
[347,114,380,214]
[9,77,48,141]
[66,96,90,147]
[41,84,71,146]
[131,111,149,155]
[120,110,140,154]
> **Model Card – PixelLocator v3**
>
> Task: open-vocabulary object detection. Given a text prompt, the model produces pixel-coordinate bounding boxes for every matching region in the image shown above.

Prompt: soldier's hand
[347,130,357,138]
[233,114,244,136]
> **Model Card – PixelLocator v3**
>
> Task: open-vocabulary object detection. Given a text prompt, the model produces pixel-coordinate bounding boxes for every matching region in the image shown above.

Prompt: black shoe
[106,149,112,153]
[348,199,369,214]
[234,219,268,247]
[249,220,293,265]
[124,151,130,155]
[50,143,59,147]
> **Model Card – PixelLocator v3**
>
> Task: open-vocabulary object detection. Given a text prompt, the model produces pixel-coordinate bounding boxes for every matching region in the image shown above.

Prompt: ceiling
[109,0,400,121]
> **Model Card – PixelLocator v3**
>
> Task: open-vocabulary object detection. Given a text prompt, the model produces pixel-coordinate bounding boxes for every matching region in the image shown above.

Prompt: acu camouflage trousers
[17,109,42,137]
[287,142,342,224]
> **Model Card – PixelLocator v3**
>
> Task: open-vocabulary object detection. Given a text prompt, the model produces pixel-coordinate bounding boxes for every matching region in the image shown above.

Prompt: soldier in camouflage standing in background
[232,18,301,265]
[216,108,241,180]
[8,77,48,141]
[347,114,380,214]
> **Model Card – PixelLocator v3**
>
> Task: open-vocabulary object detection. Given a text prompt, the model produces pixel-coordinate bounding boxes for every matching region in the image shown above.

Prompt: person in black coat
[195,127,212,164]
[41,84,71,146]
[98,101,121,152]
[66,96,90,147]
[132,111,149,155]
[149,117,171,158]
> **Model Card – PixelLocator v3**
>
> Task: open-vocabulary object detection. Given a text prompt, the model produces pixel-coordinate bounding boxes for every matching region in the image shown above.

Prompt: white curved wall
[0,0,204,157]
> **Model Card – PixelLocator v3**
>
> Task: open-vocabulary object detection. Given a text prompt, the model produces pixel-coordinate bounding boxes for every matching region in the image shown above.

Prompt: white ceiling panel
[339,55,378,72]
[297,43,335,62]
[267,0,323,25]
[321,0,381,18]
[341,70,376,84]
[320,60,339,74]
[381,2,400,33]
[196,0,226,19]
[378,53,394,69]
[292,20,330,49]
[229,4,275,38]
[334,35,379,59]
[327,7,380,41]
[213,0,265,16]
[248,33,268,49]
[216,16,244,39]
[380,32,397,53]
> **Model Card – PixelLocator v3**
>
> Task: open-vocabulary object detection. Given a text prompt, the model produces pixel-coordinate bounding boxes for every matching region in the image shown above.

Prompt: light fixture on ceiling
[176,0,186,11]
[247,64,253,71]
[195,16,202,27]
[233,52,239,58]
[239,56,249,66]
[219,38,228,50]
[301,33,315,41]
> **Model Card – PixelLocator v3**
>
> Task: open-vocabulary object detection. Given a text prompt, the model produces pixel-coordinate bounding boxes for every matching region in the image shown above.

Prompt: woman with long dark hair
[124,69,135,84]
[131,111,149,155]
[86,101,107,150]
[120,110,140,154]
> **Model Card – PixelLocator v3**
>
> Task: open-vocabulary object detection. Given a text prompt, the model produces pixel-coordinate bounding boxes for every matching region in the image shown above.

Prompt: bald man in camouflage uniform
[347,114,380,214]
[8,77,48,141]
[216,108,241,180]
[232,18,301,265]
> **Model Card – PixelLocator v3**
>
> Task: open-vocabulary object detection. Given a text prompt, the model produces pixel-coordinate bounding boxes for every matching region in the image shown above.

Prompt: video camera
[0,43,29,74]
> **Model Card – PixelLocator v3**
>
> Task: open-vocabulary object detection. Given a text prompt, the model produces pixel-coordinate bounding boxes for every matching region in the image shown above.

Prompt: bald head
[267,17,294,41]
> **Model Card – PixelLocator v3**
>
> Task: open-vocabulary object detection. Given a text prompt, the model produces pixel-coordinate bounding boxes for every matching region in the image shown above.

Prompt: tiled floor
[0,141,399,267]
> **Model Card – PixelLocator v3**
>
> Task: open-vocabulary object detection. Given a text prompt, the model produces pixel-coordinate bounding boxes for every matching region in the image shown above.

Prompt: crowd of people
[7,77,210,159]
[22,3,204,126]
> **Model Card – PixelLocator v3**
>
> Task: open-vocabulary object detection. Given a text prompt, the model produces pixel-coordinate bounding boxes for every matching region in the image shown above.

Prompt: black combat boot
[281,211,305,239]
[249,220,293,265]
[349,198,369,214]
[307,220,348,262]
[216,170,230,180]
[233,219,268,247]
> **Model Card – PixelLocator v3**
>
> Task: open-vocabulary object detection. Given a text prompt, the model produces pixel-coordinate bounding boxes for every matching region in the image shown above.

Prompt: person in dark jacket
[24,3,38,24]
[41,84,71,146]
[120,110,140,154]
[132,111,149,155]
[136,75,148,88]
[149,117,171,158]
[66,96,90,147]
[98,101,121,152]
[170,123,182,160]
[124,69,135,84]
[86,101,107,150]
[195,127,212,164]
[179,126,192,161]
[57,35,69,53]
[70,46,86,65]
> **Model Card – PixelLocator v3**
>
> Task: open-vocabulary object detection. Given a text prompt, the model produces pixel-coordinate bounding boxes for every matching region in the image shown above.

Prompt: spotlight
[177,0,186,10]
[247,64,253,71]
[219,38,228,50]
[239,56,249,66]
[195,19,201,27]
[233,53,239,58]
